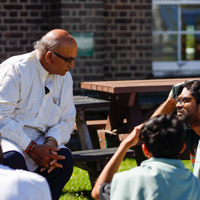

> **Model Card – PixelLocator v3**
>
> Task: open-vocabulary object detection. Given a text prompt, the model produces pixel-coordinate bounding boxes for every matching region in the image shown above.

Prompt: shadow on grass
[61,190,93,200]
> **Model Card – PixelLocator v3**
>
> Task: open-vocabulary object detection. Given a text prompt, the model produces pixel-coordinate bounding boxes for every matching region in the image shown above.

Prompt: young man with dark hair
[151,80,200,168]
[92,114,200,200]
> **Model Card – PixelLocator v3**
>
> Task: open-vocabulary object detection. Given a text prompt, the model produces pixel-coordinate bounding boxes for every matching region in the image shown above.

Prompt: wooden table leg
[105,93,144,133]
[76,108,93,150]
[126,94,145,131]
[99,93,147,165]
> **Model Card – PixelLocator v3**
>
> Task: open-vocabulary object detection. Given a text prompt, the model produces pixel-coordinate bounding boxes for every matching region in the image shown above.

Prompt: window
[152,0,200,77]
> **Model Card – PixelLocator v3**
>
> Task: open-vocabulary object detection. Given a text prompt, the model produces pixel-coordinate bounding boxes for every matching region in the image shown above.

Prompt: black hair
[140,114,185,159]
[183,80,200,105]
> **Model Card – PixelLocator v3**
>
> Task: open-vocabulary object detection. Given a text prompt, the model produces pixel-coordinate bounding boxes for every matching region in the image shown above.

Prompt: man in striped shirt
[0,29,77,200]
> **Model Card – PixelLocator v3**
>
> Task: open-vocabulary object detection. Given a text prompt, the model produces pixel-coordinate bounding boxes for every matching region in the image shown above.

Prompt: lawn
[59,159,192,200]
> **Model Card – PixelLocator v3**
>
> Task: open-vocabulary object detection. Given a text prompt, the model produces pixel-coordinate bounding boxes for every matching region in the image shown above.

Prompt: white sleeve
[0,67,31,151]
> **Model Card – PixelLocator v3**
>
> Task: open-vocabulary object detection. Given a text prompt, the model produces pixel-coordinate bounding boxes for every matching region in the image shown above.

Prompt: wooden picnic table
[72,96,134,186]
[73,95,110,150]
[81,78,200,94]
[81,78,200,158]
[70,78,200,184]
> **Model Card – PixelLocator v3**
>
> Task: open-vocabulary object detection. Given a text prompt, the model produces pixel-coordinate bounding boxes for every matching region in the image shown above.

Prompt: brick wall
[0,0,59,58]
[0,0,152,94]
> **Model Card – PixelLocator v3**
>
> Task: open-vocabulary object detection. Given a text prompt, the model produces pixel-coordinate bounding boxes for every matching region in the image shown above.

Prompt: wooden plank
[74,95,110,108]
[86,120,107,126]
[81,77,200,94]
[74,120,107,131]
[72,147,135,163]
[81,77,200,87]
[87,119,107,130]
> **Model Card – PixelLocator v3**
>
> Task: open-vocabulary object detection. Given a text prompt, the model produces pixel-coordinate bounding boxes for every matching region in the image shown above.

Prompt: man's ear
[142,144,150,158]
[46,51,53,64]
[180,143,186,154]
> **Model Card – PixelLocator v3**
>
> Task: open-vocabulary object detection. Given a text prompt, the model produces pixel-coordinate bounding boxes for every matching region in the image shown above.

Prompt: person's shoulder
[0,51,36,76]
[0,165,51,200]
[113,166,144,181]
[1,51,34,66]
[16,169,47,183]
[112,160,158,183]
[15,169,52,199]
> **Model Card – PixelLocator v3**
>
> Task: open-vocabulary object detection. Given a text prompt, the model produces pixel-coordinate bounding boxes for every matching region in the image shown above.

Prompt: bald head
[35,29,77,75]
[44,29,72,40]
[34,29,77,54]
[43,29,75,46]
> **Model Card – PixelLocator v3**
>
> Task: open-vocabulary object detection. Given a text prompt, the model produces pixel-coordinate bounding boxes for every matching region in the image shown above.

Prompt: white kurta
[0,50,76,170]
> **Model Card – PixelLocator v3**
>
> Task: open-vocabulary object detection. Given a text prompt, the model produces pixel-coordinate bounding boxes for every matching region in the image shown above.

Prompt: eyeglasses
[175,97,197,106]
[51,51,75,65]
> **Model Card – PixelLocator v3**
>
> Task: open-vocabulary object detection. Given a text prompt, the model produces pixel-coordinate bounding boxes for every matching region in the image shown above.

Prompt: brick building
[0,0,152,94]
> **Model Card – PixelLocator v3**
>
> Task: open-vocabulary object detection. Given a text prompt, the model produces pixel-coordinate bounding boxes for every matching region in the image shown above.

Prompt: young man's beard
[177,111,200,127]
[177,113,187,122]
[176,108,187,122]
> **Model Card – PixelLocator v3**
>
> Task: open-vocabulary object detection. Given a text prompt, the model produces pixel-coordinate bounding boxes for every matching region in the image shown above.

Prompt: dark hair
[140,114,185,159]
[183,80,200,105]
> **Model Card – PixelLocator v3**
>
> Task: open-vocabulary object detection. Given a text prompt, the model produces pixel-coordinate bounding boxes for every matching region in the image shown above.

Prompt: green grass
[182,160,193,172]
[60,167,93,200]
[59,159,192,200]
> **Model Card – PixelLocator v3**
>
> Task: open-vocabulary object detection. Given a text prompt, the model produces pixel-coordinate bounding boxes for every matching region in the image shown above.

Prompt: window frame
[152,0,200,77]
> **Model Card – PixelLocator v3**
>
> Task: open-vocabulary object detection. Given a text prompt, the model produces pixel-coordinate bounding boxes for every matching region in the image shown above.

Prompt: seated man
[91,114,200,200]
[0,29,77,200]
[0,137,52,200]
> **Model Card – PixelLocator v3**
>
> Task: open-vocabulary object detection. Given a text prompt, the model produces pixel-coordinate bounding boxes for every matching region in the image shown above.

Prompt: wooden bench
[70,96,113,185]
[72,147,135,186]
[73,95,110,150]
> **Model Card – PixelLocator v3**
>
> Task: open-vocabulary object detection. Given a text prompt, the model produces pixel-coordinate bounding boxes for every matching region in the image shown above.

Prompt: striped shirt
[0,50,76,152]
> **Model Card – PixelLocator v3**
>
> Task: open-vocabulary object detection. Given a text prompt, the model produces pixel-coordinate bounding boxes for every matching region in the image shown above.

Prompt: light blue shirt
[111,158,200,200]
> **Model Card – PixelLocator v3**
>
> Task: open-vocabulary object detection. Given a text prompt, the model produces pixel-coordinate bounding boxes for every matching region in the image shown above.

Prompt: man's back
[0,164,51,200]
[111,158,200,200]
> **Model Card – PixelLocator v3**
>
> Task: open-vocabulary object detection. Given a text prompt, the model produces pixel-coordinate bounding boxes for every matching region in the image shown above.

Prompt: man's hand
[29,142,65,173]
